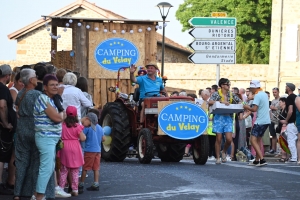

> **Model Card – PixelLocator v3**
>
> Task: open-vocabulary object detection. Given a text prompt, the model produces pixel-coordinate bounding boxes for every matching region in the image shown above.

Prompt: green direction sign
[189,17,236,27]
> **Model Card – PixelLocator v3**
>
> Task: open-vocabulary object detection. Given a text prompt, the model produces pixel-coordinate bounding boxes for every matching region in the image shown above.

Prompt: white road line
[223,162,300,176]
[96,188,213,199]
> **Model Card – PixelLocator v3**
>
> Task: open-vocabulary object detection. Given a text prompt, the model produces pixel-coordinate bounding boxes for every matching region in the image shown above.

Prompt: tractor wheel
[157,144,170,162]
[193,135,209,165]
[137,128,153,164]
[100,102,131,162]
[168,143,186,162]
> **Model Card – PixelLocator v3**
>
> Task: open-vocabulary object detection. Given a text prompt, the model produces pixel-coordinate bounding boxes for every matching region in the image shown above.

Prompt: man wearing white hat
[243,80,270,166]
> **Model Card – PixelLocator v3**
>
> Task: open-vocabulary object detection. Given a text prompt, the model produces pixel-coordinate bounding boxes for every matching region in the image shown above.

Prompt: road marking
[224,162,300,176]
[96,188,214,199]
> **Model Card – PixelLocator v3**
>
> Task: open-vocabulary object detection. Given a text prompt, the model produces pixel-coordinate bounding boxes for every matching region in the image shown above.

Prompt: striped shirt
[34,93,62,137]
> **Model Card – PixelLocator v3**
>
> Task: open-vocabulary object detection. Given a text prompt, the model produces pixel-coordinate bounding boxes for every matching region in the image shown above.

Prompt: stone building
[6,0,191,66]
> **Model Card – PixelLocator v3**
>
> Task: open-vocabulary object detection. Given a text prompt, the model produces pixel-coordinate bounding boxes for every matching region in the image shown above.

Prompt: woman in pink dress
[59,106,86,196]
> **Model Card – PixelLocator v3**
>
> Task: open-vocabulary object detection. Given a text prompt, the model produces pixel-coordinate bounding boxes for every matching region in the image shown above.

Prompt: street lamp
[157,2,173,81]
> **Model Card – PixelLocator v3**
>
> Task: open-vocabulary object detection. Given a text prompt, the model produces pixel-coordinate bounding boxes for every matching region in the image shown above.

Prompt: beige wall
[157,63,273,93]
[269,0,300,92]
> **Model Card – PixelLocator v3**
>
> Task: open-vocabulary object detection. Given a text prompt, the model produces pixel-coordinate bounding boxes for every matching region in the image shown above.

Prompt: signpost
[188,14,237,84]
[189,17,236,27]
[189,40,236,51]
[189,27,236,39]
[188,52,236,64]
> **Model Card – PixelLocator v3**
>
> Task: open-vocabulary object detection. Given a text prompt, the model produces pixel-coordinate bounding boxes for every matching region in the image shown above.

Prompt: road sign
[189,17,236,27]
[189,40,236,51]
[188,52,236,64]
[211,12,227,17]
[189,27,236,39]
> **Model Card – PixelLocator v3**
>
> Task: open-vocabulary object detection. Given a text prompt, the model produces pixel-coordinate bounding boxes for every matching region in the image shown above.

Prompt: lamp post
[157,2,173,85]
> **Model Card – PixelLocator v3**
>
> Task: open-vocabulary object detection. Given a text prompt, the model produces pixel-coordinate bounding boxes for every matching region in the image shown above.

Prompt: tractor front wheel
[137,128,153,164]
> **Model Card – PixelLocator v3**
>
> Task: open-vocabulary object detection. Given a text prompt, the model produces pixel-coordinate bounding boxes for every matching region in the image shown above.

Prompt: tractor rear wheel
[137,128,153,164]
[193,135,209,165]
[100,102,131,162]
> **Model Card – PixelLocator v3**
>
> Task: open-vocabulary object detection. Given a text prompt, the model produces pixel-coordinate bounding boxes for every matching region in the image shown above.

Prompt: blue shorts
[251,124,269,137]
[212,114,233,134]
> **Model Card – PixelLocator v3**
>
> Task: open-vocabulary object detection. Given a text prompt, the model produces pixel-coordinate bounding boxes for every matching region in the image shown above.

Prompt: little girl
[59,106,86,196]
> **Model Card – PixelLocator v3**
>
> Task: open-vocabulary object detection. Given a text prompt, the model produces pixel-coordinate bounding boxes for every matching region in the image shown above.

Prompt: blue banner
[158,102,208,140]
[94,38,139,71]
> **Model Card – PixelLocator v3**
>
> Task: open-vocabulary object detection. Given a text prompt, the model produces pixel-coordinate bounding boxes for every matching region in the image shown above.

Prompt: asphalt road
[2,158,300,200]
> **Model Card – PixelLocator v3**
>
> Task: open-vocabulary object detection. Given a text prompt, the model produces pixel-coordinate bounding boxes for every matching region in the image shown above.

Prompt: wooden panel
[93,79,101,108]
[110,79,116,102]
[88,23,154,79]
[107,80,112,103]
[100,79,107,108]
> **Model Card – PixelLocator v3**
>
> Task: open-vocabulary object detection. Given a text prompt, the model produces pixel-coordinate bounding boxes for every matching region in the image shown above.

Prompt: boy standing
[79,112,105,193]
[243,80,270,166]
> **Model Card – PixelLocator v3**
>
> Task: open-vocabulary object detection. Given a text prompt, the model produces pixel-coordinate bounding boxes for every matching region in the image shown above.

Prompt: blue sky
[0,0,191,60]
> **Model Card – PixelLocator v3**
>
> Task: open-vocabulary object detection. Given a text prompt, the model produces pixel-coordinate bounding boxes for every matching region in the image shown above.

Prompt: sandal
[13,196,20,200]
[277,158,287,162]
[183,153,190,157]
[221,151,227,163]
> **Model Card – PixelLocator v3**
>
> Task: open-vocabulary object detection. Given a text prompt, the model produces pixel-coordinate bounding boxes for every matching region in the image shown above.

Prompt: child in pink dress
[59,106,86,196]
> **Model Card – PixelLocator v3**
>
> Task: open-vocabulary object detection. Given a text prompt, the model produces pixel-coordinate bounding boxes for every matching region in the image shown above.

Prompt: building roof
[8,0,191,53]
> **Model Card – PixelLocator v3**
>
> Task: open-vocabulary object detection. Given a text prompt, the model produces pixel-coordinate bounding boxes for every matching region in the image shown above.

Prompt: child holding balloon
[78,112,105,193]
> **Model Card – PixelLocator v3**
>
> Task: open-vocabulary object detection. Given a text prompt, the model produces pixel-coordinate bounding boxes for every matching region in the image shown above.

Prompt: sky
[0,0,192,60]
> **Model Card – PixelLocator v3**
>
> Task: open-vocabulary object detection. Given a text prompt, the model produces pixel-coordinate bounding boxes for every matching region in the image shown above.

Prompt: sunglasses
[223,83,231,86]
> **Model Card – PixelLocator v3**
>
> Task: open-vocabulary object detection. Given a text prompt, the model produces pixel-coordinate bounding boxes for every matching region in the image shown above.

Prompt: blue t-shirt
[252,91,270,125]
[83,124,104,153]
[136,75,164,99]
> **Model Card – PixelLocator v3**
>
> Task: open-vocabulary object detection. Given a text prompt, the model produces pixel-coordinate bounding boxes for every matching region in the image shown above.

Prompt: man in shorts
[243,80,270,166]
[209,78,242,164]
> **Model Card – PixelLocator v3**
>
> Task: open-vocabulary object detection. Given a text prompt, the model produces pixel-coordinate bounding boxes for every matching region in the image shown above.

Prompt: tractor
[99,67,209,164]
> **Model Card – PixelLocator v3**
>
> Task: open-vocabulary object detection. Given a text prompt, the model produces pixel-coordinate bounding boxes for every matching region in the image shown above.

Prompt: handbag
[56,138,64,152]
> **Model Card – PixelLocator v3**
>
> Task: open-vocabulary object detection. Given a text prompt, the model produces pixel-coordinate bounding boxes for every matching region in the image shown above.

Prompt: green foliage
[176,0,272,64]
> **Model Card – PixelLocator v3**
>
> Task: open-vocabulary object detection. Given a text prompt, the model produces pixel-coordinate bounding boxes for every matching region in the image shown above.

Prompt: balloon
[103,136,112,146]
[103,126,111,136]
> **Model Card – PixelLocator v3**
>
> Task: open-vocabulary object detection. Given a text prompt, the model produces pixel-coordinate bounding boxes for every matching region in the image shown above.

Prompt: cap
[249,80,261,88]
[145,63,159,70]
[66,106,77,116]
[286,82,296,91]
[138,69,147,75]
[0,64,13,76]
[86,112,98,131]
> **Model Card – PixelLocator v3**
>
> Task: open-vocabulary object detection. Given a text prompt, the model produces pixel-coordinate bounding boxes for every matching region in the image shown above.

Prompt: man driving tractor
[130,63,168,126]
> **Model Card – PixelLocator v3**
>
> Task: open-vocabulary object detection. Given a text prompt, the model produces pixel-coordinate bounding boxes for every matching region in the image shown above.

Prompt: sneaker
[71,190,78,196]
[30,195,36,200]
[267,149,275,154]
[55,187,71,198]
[248,160,259,166]
[226,155,232,161]
[297,161,300,165]
[86,184,99,191]
[215,158,221,165]
[257,159,267,167]
[208,156,216,161]
[78,183,84,194]
[0,183,13,195]
[285,159,297,163]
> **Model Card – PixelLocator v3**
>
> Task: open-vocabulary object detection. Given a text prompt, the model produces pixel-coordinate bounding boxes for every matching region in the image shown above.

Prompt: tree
[176,0,272,64]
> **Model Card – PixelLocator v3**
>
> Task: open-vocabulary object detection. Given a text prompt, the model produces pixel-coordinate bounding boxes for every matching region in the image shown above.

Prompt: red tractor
[99,67,209,164]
